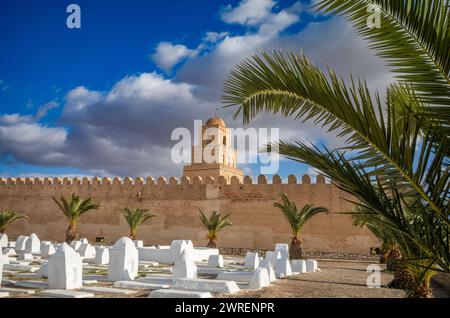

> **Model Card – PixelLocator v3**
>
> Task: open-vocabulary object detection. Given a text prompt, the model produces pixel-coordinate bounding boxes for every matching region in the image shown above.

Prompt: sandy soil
[223,259,450,298]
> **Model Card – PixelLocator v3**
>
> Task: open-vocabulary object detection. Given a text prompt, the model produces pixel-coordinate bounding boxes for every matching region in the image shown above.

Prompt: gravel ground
[223,259,450,298]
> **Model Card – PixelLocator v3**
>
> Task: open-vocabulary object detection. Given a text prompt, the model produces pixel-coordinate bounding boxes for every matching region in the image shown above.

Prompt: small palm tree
[52,193,101,243]
[0,210,27,233]
[274,193,329,259]
[198,208,232,248]
[119,207,157,240]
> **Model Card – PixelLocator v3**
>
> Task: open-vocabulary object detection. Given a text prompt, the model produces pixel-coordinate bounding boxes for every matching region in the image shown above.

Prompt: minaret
[183,116,244,183]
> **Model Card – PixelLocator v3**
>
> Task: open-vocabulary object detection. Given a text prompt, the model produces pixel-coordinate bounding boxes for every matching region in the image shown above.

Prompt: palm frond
[0,210,27,232]
[315,0,450,109]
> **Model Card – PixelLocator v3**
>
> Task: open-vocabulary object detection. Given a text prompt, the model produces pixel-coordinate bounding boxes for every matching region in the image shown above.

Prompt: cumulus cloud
[151,42,198,73]
[221,0,276,26]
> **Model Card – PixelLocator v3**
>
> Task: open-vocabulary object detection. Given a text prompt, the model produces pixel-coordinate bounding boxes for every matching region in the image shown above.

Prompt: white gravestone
[108,237,139,281]
[275,243,289,259]
[78,243,96,258]
[170,240,193,263]
[0,254,9,286]
[305,259,318,272]
[249,267,270,289]
[244,252,259,270]
[265,251,281,267]
[95,246,109,265]
[207,254,224,268]
[133,240,143,248]
[48,243,83,289]
[3,248,16,257]
[17,253,33,261]
[0,233,8,249]
[38,262,49,278]
[173,250,197,279]
[258,259,276,282]
[25,233,40,254]
[70,240,82,252]
[291,259,307,274]
[275,258,293,278]
[41,243,56,257]
[15,235,29,252]
[80,238,89,245]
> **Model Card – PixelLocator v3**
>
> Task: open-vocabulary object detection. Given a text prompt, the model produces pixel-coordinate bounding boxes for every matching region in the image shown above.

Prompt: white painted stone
[133,240,143,248]
[249,267,270,289]
[172,250,197,279]
[25,233,40,254]
[113,281,169,290]
[108,237,139,281]
[37,262,48,278]
[173,278,240,294]
[41,244,56,257]
[0,234,8,248]
[216,271,254,282]
[3,248,16,257]
[4,264,39,272]
[40,290,94,298]
[0,254,9,286]
[48,243,82,290]
[265,251,281,267]
[207,254,224,268]
[15,280,48,289]
[170,240,194,262]
[94,246,109,265]
[137,274,173,285]
[291,259,307,274]
[7,242,15,248]
[275,258,293,278]
[275,243,289,259]
[258,260,276,283]
[0,287,36,294]
[17,253,33,261]
[80,238,89,244]
[244,252,259,270]
[150,289,212,298]
[0,292,9,298]
[78,243,96,258]
[70,240,82,251]
[81,286,136,295]
[15,235,29,252]
[305,259,318,272]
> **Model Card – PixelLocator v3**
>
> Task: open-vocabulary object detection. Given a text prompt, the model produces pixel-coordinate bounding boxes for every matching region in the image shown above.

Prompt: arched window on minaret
[223,136,226,146]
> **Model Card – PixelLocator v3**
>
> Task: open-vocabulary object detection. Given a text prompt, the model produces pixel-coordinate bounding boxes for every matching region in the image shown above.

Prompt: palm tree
[0,210,27,234]
[198,208,232,248]
[119,207,157,240]
[52,193,101,243]
[274,193,328,259]
[222,0,450,276]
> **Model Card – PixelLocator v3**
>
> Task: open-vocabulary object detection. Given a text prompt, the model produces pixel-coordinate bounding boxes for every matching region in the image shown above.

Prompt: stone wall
[0,174,379,255]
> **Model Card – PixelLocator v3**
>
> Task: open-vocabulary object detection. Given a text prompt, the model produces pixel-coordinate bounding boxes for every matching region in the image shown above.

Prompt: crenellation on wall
[0,173,378,254]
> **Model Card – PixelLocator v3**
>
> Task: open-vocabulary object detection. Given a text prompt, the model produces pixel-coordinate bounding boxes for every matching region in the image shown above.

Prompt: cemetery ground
[2,255,449,298]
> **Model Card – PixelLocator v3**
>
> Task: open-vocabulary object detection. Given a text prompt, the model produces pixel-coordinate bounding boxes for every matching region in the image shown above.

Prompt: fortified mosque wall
[0,174,379,256]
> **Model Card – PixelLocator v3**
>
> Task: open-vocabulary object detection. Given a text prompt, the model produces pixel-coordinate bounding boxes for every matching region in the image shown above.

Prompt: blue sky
[0,0,391,180]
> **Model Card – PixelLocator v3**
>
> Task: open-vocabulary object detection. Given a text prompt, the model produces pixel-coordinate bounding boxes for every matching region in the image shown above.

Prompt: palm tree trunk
[0,228,5,234]
[408,280,433,298]
[389,261,414,290]
[207,239,216,248]
[65,223,77,244]
[129,232,136,240]
[289,236,303,260]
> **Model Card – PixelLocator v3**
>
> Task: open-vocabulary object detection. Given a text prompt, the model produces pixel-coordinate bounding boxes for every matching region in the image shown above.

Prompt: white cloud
[151,42,198,73]
[221,0,276,26]
[203,31,229,43]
